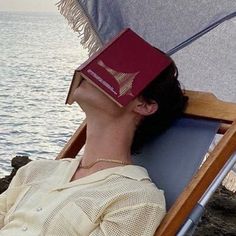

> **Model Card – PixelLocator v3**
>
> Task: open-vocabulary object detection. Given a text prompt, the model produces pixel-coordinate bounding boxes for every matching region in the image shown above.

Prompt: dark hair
[131,61,188,154]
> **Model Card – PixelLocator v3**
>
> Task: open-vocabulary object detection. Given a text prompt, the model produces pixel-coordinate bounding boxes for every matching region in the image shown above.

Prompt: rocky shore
[0,156,236,235]
[0,156,31,194]
[193,186,236,235]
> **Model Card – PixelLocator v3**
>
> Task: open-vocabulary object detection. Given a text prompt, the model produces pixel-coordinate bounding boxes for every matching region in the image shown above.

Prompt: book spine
[65,71,82,104]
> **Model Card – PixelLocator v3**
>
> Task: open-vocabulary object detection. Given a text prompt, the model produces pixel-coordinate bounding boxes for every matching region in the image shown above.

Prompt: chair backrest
[134,118,219,209]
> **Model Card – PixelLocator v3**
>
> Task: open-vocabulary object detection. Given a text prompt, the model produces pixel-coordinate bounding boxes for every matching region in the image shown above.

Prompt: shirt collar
[114,165,151,181]
[53,158,151,191]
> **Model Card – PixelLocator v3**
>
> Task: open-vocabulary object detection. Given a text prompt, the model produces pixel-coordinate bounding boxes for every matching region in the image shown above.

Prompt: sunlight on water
[0,11,88,177]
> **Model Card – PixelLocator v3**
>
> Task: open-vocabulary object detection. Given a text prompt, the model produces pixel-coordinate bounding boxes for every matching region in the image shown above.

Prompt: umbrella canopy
[173,17,236,102]
[57,0,236,55]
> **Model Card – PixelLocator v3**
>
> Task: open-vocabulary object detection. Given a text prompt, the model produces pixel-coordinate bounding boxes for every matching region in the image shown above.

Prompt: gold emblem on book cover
[97,60,139,97]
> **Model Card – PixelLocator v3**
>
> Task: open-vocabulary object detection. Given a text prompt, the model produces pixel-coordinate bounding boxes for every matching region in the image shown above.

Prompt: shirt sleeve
[0,191,7,229]
[89,203,165,236]
[0,164,29,229]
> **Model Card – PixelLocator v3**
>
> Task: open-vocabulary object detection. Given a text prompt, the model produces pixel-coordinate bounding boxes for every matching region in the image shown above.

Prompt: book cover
[66,28,172,107]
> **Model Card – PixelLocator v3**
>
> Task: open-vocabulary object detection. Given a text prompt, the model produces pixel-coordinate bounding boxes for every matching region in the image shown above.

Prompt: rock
[11,155,31,170]
[0,156,31,194]
[193,185,236,235]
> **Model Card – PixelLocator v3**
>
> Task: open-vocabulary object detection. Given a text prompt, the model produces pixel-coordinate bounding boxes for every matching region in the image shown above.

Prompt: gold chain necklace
[79,158,130,169]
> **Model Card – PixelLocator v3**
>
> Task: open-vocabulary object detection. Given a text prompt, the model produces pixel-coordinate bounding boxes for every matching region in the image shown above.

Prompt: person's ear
[134,97,158,116]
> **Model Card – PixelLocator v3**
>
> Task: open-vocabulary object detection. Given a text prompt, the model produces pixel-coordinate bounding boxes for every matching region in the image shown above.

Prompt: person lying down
[0,57,187,235]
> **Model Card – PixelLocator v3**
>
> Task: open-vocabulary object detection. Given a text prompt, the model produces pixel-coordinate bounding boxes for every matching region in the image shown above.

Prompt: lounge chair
[56,90,236,235]
[56,2,236,234]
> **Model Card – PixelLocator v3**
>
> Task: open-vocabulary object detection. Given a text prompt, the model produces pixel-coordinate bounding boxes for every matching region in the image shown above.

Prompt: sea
[0,11,88,177]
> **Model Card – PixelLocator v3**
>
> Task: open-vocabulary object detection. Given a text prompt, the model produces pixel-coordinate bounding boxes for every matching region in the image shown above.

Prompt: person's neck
[81,115,135,166]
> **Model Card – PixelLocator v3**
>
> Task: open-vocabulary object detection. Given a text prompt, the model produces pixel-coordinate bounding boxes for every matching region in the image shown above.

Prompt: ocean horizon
[0,11,87,177]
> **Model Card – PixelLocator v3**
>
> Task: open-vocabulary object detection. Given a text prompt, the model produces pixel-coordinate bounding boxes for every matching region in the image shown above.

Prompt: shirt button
[22,226,28,231]
[36,207,43,212]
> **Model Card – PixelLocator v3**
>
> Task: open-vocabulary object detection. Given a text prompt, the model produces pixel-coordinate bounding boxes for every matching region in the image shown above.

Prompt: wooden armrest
[56,120,87,159]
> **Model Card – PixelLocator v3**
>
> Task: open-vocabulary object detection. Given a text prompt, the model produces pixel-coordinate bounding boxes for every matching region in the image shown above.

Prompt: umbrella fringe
[56,0,102,56]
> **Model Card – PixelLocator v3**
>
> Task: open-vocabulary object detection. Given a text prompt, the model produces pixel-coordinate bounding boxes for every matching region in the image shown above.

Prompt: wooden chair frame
[56,90,236,236]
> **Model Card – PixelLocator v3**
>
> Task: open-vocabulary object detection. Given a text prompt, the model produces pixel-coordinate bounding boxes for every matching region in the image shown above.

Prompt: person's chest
[3,179,110,235]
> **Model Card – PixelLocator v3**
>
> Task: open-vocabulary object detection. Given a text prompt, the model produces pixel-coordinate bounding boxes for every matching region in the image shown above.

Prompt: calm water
[0,11,88,177]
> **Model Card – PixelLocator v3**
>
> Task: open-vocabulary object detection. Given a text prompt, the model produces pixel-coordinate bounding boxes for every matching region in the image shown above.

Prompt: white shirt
[0,157,166,235]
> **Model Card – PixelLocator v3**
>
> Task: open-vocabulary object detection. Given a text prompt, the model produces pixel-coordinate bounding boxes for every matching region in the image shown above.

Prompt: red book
[66,28,172,107]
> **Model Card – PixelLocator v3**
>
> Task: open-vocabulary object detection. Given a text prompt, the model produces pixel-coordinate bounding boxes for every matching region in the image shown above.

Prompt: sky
[0,0,58,12]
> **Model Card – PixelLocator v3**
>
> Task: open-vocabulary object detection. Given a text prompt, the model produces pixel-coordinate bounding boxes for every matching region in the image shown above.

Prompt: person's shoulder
[15,158,75,185]
[105,174,166,213]
[113,165,165,207]
[130,178,165,206]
